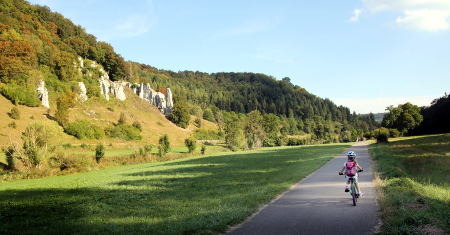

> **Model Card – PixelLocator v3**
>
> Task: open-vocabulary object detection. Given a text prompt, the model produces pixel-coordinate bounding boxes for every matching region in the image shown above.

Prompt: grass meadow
[370,134,450,234]
[0,143,349,234]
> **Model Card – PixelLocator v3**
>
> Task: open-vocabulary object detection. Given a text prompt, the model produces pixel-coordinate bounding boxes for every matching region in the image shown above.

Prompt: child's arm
[339,166,345,173]
[355,161,364,171]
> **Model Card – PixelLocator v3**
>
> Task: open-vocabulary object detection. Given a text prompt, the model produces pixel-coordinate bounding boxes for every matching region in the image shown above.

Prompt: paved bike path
[228,143,379,235]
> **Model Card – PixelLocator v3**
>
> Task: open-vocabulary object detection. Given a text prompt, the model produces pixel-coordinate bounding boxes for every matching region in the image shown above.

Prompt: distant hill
[373,113,385,123]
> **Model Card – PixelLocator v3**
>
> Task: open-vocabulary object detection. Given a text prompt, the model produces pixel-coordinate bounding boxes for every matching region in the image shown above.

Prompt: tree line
[371,93,449,143]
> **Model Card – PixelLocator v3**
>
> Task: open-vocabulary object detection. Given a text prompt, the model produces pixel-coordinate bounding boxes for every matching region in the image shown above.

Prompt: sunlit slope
[1,87,218,149]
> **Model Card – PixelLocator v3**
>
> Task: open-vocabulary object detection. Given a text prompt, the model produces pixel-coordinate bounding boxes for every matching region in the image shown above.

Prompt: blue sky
[29,0,450,113]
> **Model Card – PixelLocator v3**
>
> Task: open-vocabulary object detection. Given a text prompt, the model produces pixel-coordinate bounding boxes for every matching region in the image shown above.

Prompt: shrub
[374,128,390,143]
[95,144,105,163]
[8,106,20,120]
[263,138,276,147]
[62,143,72,149]
[8,121,17,129]
[389,128,401,138]
[194,129,221,140]
[55,91,76,126]
[118,112,127,125]
[49,152,92,171]
[80,143,89,149]
[203,108,215,122]
[105,124,141,141]
[275,135,288,146]
[22,123,49,167]
[363,132,373,139]
[158,135,170,157]
[201,144,206,155]
[194,118,202,128]
[185,138,197,153]
[107,107,114,112]
[144,144,153,153]
[169,102,190,128]
[64,120,104,139]
[287,138,301,146]
[138,148,146,157]
[0,84,40,107]
[3,145,17,170]
[132,121,142,131]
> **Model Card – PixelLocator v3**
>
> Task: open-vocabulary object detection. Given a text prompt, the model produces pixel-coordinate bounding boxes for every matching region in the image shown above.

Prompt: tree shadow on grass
[0,144,347,234]
[377,134,450,187]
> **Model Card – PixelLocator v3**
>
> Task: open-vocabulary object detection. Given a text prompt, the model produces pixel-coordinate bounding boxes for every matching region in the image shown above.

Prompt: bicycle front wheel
[351,184,357,206]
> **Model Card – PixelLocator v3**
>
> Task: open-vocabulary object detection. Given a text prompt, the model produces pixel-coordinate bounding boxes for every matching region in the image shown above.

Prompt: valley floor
[369,134,450,234]
[0,144,349,234]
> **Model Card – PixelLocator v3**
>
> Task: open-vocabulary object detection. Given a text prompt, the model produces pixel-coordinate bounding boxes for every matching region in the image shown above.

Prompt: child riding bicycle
[339,151,364,196]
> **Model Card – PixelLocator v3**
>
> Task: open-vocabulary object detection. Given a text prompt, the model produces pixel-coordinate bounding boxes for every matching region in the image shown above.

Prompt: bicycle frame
[348,176,359,206]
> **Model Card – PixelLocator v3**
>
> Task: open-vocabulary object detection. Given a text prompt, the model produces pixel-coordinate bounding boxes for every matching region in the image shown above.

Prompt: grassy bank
[370,134,450,234]
[0,143,349,234]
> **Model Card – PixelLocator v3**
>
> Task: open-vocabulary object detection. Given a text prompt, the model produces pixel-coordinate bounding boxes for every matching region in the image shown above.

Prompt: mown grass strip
[370,134,450,234]
[0,143,349,234]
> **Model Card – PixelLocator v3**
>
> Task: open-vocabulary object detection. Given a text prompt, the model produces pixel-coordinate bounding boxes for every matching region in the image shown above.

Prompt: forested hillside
[0,0,377,146]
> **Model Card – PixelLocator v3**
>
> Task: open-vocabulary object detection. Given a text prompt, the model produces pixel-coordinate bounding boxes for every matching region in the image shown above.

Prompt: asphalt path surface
[228,143,379,235]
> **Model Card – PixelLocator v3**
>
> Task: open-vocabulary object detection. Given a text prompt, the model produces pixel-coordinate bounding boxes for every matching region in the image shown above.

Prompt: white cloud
[349,8,362,22]
[353,0,450,31]
[334,96,433,114]
[396,9,450,31]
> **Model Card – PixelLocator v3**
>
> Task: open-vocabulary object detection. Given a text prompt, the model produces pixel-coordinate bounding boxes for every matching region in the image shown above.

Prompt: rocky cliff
[130,83,174,116]
[34,57,174,115]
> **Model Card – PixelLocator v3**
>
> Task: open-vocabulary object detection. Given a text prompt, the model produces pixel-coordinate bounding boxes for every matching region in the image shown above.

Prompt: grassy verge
[0,143,349,234]
[369,134,450,234]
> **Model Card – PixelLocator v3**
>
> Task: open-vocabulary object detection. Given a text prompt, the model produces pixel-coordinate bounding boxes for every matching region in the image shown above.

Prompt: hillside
[0,0,377,150]
[0,88,196,148]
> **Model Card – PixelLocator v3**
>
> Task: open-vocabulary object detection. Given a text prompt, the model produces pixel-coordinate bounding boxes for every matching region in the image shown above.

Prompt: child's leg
[345,180,350,191]
[355,182,363,194]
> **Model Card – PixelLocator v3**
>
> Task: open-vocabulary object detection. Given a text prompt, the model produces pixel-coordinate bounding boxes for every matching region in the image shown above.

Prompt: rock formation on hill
[31,57,173,115]
[44,57,174,114]
[75,57,126,101]
[78,82,88,102]
[98,75,111,101]
[36,80,49,108]
[130,83,173,116]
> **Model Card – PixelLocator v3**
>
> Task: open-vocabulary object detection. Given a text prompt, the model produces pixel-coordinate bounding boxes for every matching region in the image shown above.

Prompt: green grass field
[0,143,349,234]
[370,134,450,234]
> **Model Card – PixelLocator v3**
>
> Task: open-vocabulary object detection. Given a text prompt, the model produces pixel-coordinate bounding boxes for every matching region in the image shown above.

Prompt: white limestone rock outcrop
[155,92,167,113]
[132,83,173,116]
[99,75,110,101]
[165,88,174,115]
[110,81,126,101]
[36,80,49,109]
[78,82,88,102]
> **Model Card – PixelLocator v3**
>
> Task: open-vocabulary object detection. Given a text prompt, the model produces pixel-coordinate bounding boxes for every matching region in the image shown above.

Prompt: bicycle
[339,170,363,206]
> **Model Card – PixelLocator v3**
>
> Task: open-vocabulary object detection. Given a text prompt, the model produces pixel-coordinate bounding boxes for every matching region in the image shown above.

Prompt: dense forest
[0,0,379,145]
[412,94,450,135]
[128,63,381,142]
